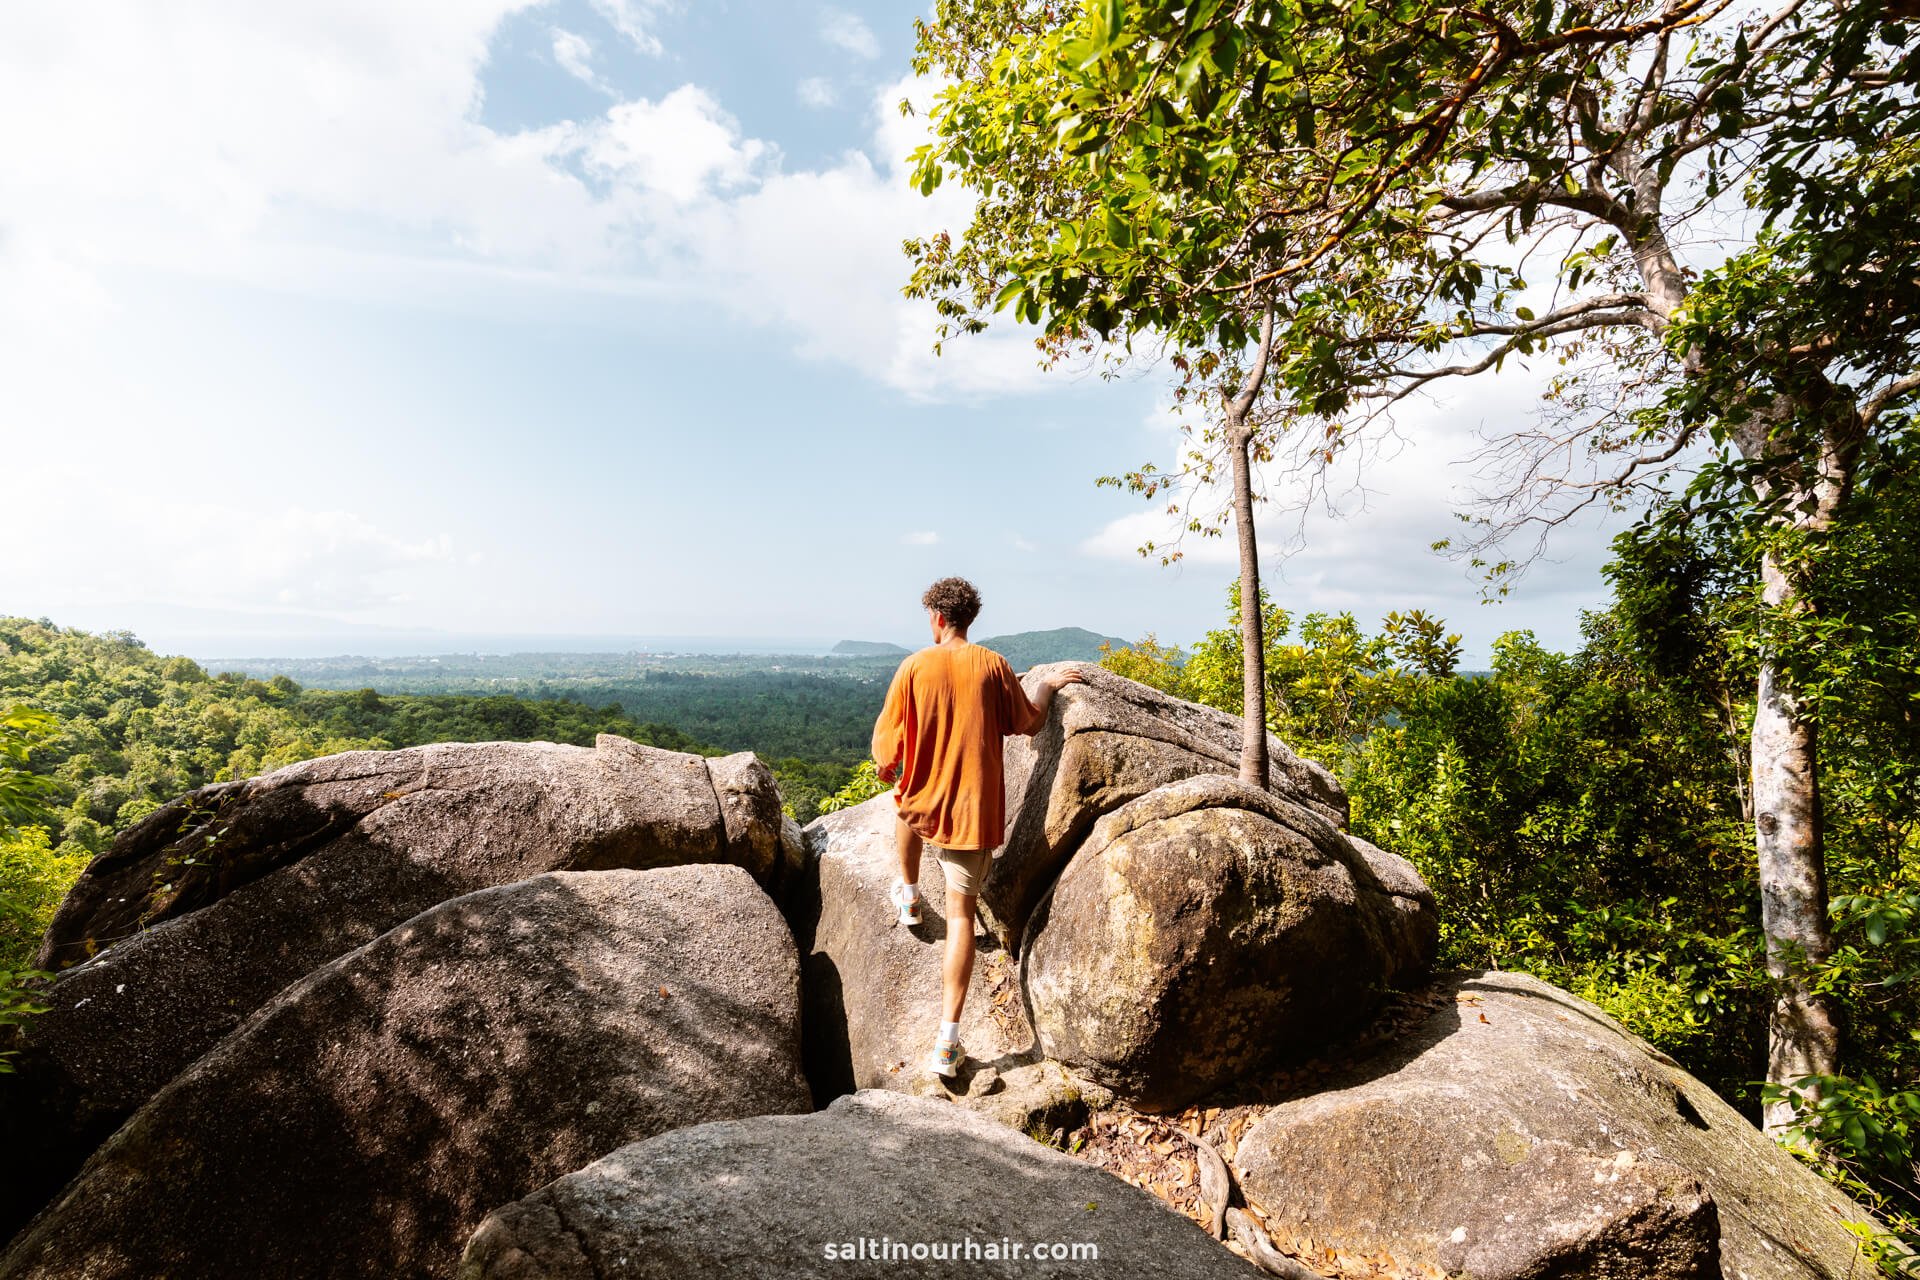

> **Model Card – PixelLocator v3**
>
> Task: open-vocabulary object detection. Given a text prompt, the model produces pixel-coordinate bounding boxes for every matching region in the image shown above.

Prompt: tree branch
[1354,308,1666,400]
[1861,373,1920,428]
[1226,299,1278,435]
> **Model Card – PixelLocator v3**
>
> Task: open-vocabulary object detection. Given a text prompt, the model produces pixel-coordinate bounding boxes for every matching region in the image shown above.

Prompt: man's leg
[942,888,978,1027]
[931,845,992,1075]
[894,815,923,891]
[890,816,924,926]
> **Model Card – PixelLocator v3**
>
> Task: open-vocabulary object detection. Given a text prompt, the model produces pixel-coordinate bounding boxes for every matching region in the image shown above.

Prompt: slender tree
[907,0,1917,1128]
[907,2,1343,789]
[1224,302,1277,784]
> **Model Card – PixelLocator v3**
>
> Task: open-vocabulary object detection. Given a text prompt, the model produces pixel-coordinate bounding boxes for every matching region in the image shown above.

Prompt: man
[870,576,1085,1078]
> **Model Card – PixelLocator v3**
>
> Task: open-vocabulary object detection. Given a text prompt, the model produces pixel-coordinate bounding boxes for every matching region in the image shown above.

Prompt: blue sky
[0,1,1622,661]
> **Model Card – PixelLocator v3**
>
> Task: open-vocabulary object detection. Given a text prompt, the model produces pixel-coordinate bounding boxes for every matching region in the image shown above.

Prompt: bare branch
[1625,23,1675,135]
[1439,181,1628,223]
[1861,374,1920,428]
[1668,0,1807,154]
[1356,309,1666,398]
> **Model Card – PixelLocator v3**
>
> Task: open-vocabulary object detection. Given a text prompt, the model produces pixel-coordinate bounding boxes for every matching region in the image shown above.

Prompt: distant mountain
[976,627,1131,671]
[831,640,912,656]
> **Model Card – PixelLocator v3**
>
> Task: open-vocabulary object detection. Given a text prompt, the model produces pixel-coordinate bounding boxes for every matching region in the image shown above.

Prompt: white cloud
[902,531,941,546]
[551,28,608,93]
[797,76,837,108]
[582,86,771,202]
[0,9,1046,402]
[820,9,881,58]
[589,0,676,55]
[1010,534,1037,553]
[0,474,455,615]
[0,2,617,285]
[663,75,1055,398]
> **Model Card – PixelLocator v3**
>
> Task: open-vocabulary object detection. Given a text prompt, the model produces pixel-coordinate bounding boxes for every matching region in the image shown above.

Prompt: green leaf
[1295,102,1317,148]
[1060,35,1104,70]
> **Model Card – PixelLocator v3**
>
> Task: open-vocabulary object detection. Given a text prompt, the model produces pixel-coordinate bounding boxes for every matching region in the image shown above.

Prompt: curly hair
[921,576,982,631]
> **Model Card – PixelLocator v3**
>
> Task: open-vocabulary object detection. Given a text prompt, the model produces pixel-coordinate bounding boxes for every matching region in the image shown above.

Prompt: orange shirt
[870,641,1044,851]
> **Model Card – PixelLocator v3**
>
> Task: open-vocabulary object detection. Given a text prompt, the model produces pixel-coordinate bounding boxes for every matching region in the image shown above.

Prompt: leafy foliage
[772,757,866,823]
[918,0,1916,1237]
[818,760,890,815]
[1104,560,1920,1242]
[0,706,60,831]
[0,695,64,1073]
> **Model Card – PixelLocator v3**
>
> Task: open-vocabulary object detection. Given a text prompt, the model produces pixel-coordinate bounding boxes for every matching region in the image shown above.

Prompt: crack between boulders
[547,1198,614,1280]
[699,759,731,859]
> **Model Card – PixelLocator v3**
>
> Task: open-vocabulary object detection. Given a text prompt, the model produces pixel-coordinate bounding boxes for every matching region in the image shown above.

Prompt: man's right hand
[1026,666,1088,723]
[1041,667,1089,695]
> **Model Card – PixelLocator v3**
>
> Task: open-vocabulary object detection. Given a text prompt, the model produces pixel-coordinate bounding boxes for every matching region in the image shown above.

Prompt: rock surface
[38,735,779,971]
[1233,970,1881,1280]
[458,1089,1264,1279]
[0,865,811,1280]
[987,663,1348,952]
[797,793,1039,1099]
[0,735,781,1234]
[912,1059,1115,1138]
[1023,776,1436,1112]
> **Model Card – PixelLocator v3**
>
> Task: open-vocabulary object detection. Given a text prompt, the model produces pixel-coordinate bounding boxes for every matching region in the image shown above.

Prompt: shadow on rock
[0,736,784,1240]
[0,865,811,1280]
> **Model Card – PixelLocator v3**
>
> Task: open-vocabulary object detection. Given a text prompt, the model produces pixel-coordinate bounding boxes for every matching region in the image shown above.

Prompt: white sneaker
[888,881,922,927]
[928,1037,965,1078]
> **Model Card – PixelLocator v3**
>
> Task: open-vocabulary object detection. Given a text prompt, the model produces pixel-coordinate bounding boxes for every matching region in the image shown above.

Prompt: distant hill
[976,627,1131,671]
[831,640,911,656]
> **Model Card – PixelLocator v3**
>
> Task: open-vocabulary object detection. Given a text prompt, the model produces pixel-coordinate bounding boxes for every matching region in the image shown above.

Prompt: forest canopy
[0,618,717,864]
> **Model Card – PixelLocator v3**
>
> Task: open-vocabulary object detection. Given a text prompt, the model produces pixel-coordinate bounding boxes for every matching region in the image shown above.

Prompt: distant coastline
[186,634,873,662]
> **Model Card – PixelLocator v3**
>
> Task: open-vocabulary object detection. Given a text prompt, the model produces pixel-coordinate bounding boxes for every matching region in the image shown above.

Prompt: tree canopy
[908,0,1918,1133]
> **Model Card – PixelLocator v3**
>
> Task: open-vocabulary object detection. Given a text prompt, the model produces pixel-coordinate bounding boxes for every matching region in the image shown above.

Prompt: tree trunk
[1753,550,1842,1136]
[1600,110,1856,1138]
[1225,302,1278,791]
[1229,428,1269,789]
[1732,385,1860,1134]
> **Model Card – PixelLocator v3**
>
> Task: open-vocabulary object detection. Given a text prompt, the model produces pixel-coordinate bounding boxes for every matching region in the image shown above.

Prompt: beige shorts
[933,845,995,897]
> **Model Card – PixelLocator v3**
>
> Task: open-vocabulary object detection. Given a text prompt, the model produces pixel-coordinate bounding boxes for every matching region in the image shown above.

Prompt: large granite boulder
[458,1089,1263,1279]
[1233,970,1882,1280]
[796,793,1039,1099]
[0,865,811,1280]
[1022,775,1436,1112]
[37,735,783,972]
[987,663,1348,952]
[0,735,783,1237]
